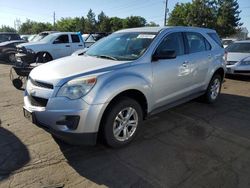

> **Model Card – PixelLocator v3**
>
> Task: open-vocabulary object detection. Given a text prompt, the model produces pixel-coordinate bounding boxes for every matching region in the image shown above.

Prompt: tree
[145,22,159,27]
[97,11,111,32]
[216,0,242,37]
[110,17,124,32]
[0,25,16,32]
[85,9,97,33]
[167,0,242,37]
[168,3,192,26]
[19,19,52,34]
[56,17,85,33]
[123,16,146,28]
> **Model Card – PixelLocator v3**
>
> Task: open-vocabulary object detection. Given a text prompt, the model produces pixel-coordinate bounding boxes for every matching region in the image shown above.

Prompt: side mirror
[152,50,176,61]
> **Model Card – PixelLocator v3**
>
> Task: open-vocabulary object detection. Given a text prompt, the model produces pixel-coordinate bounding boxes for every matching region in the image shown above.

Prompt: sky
[0,0,249,35]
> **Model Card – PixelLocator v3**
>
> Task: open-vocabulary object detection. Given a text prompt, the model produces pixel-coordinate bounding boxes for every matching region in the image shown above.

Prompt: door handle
[182,61,188,67]
[78,44,83,47]
[208,54,212,59]
[65,45,70,47]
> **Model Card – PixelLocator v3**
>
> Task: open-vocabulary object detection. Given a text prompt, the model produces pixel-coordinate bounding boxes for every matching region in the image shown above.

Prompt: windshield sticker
[137,34,155,39]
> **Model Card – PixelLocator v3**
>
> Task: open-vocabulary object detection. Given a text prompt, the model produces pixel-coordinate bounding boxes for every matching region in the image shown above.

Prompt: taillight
[224,50,228,63]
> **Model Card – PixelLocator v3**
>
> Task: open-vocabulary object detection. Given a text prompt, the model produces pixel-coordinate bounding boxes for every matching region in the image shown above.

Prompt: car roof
[49,32,80,37]
[116,26,216,33]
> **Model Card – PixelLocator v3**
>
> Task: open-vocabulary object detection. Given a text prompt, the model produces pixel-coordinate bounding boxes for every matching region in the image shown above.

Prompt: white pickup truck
[16,32,85,64]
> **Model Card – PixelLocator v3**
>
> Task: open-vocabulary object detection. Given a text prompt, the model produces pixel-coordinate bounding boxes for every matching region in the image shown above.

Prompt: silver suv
[23,27,226,147]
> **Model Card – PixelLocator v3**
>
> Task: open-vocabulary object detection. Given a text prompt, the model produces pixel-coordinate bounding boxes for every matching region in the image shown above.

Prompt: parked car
[0,32,21,43]
[16,32,85,64]
[30,31,58,42]
[23,27,225,147]
[222,38,237,48]
[0,40,26,63]
[84,32,110,47]
[225,40,250,75]
[20,35,31,42]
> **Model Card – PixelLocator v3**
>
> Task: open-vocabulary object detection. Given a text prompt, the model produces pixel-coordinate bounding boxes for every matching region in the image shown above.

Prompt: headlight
[57,77,97,99]
[240,60,250,65]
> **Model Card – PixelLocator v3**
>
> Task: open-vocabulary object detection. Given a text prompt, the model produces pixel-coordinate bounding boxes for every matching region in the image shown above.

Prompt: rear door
[71,34,84,53]
[52,34,72,58]
[184,32,212,91]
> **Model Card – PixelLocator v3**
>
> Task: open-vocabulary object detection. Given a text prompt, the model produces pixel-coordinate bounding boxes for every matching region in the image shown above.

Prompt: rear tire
[102,97,143,148]
[203,74,222,103]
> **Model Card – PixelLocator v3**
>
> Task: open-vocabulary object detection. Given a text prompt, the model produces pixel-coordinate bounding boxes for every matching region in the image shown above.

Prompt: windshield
[86,32,156,61]
[226,43,250,53]
[222,40,234,45]
[39,34,56,43]
[31,33,49,42]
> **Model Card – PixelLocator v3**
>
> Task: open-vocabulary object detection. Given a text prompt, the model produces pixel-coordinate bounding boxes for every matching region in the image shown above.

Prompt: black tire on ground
[101,97,143,148]
[8,53,16,63]
[203,74,222,104]
[36,52,53,63]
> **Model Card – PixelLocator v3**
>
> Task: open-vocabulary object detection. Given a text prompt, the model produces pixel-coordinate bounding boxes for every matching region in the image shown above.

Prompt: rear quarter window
[208,32,223,47]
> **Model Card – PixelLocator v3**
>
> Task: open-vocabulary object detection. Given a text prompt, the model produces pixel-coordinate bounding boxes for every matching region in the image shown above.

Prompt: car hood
[227,52,250,62]
[17,41,47,48]
[29,55,131,86]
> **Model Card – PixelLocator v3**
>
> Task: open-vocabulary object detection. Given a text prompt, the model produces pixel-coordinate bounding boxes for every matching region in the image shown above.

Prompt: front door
[152,32,193,109]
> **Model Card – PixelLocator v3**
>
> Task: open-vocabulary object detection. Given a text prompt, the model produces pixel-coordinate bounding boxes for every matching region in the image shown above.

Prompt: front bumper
[16,52,36,64]
[226,64,250,75]
[24,89,107,145]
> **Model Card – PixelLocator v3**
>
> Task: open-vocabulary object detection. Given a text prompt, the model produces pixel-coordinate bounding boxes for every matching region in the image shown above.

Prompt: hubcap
[9,54,16,63]
[113,107,138,142]
[210,78,220,100]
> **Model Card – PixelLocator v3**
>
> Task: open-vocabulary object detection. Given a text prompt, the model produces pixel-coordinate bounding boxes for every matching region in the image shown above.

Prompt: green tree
[216,0,242,37]
[97,11,111,32]
[168,0,242,37]
[110,17,124,32]
[168,3,192,26]
[146,21,160,27]
[0,25,16,32]
[56,17,85,33]
[85,9,97,33]
[123,16,146,28]
[19,20,52,34]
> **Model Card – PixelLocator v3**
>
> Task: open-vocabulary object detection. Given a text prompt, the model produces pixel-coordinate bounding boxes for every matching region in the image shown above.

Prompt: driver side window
[156,32,185,56]
[53,35,69,44]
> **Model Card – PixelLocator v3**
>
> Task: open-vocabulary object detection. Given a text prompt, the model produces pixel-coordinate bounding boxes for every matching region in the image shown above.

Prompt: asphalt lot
[0,61,250,188]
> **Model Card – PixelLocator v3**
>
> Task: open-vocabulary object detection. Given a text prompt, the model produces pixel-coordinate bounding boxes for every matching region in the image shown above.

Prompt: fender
[83,70,153,111]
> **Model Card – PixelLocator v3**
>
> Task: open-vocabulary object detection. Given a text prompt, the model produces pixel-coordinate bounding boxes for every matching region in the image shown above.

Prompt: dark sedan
[0,40,26,63]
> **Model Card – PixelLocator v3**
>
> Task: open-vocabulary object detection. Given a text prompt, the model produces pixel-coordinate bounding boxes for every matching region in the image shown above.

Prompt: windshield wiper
[97,55,118,61]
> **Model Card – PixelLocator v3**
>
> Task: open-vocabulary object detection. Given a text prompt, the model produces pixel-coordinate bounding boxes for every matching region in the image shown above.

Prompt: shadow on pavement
[56,93,250,188]
[226,74,250,82]
[0,125,30,181]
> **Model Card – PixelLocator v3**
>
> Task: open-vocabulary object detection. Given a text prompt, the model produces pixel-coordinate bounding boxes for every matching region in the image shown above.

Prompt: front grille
[29,77,53,89]
[28,95,48,107]
[226,61,237,65]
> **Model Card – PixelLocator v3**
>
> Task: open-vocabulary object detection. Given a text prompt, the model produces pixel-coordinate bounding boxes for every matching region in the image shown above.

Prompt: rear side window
[53,35,69,44]
[71,34,80,43]
[208,32,223,47]
[156,32,185,56]
[10,34,21,40]
[185,32,210,53]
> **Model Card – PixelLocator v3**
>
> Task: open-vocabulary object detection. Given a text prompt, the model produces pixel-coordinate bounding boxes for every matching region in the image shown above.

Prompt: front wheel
[203,74,222,103]
[102,97,143,148]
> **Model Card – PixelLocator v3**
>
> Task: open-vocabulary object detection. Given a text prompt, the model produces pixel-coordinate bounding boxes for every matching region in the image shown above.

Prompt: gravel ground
[0,61,250,188]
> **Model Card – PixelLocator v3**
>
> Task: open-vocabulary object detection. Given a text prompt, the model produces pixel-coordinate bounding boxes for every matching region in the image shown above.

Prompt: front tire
[102,97,143,148]
[203,74,222,103]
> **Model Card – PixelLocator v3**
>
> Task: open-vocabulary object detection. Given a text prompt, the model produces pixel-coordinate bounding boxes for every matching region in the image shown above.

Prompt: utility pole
[164,0,168,26]
[53,11,56,28]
